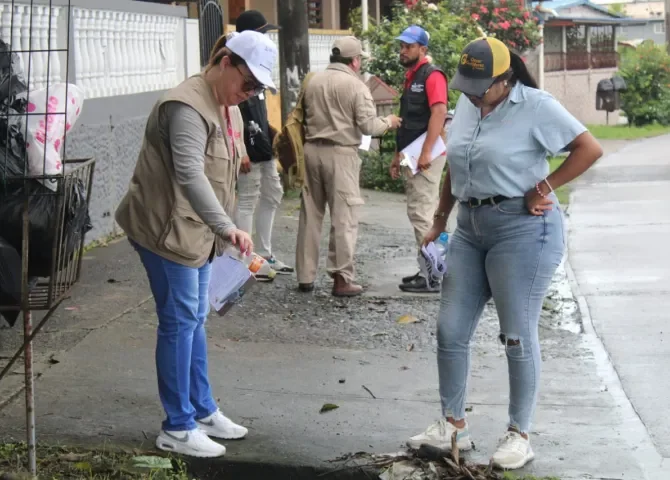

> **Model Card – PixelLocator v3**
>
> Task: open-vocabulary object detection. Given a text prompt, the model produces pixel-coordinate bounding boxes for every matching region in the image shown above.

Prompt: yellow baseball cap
[451,37,511,97]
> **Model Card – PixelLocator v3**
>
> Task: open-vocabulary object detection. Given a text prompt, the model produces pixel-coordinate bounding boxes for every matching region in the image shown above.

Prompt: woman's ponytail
[509,52,538,89]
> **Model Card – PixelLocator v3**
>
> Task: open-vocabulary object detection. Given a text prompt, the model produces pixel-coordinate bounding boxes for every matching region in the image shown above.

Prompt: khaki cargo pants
[404,154,448,248]
[296,142,364,284]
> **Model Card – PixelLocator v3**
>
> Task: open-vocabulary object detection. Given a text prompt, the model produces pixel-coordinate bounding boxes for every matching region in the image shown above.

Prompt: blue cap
[396,25,429,46]
[439,232,449,242]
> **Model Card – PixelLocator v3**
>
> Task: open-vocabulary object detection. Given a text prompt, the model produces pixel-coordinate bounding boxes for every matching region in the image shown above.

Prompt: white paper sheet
[359,135,372,151]
[399,132,446,175]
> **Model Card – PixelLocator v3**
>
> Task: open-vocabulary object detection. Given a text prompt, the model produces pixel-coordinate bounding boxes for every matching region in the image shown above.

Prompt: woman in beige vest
[115,30,278,458]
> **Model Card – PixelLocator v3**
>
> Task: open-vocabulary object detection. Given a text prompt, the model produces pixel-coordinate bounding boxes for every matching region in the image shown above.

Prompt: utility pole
[666,0,670,53]
[277,0,310,125]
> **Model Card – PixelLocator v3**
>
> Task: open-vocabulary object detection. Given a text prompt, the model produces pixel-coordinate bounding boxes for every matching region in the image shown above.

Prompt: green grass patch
[587,123,670,140]
[548,156,570,206]
[0,442,190,479]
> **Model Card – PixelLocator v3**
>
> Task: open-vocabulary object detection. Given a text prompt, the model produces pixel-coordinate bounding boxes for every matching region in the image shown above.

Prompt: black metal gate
[199,0,225,67]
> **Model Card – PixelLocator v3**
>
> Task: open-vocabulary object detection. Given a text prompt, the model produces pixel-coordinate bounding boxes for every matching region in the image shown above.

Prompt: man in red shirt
[390,25,449,293]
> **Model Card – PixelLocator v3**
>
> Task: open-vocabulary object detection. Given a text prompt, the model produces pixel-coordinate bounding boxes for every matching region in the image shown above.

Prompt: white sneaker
[407,418,473,451]
[491,431,535,470]
[155,428,226,457]
[197,410,248,440]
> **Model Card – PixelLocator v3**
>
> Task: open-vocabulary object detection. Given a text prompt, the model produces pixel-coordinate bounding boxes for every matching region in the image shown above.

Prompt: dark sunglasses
[235,65,265,96]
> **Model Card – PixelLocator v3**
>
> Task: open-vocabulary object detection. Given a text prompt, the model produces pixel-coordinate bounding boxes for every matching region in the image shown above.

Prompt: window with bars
[308,0,323,28]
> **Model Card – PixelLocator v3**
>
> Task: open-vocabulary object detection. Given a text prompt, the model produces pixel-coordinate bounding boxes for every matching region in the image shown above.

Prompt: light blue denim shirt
[446,82,587,201]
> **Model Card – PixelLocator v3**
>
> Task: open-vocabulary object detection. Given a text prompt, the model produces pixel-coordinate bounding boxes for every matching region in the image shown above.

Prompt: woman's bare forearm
[434,166,456,222]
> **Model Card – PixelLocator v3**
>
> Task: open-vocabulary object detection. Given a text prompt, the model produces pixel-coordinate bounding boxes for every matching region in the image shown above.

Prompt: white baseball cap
[226,30,277,94]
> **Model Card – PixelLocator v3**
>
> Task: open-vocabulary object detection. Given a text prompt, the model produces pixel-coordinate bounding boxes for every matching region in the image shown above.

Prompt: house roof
[537,0,647,26]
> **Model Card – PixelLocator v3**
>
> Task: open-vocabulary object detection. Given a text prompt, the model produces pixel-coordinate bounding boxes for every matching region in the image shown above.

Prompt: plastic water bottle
[435,232,449,260]
[242,252,277,280]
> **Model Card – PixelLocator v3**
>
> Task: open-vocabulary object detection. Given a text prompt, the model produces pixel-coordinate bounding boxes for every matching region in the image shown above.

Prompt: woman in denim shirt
[407,37,603,470]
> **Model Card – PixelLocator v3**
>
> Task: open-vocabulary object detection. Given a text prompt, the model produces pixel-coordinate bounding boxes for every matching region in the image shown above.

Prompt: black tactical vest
[396,62,445,152]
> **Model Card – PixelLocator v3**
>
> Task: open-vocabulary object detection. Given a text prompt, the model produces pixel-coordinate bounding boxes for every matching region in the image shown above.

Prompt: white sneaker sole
[155,434,226,458]
[197,424,248,440]
[492,450,535,470]
[406,437,473,452]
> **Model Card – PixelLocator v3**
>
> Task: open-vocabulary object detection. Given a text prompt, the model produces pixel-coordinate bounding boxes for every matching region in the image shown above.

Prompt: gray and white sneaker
[155,428,226,457]
[197,410,248,440]
[407,417,473,451]
[264,255,294,275]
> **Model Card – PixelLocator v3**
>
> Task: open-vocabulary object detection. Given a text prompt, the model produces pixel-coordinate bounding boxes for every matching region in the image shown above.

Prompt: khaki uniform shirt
[304,63,390,146]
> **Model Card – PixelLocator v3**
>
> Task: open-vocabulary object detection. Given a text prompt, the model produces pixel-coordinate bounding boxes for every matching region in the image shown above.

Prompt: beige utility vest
[115,74,244,267]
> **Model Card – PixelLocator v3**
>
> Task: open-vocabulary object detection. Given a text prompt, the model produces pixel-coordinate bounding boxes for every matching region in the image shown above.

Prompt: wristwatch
[433,211,447,220]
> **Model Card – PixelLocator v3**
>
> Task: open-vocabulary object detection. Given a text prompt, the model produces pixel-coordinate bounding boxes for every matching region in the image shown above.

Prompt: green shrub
[360,135,405,193]
[618,42,670,126]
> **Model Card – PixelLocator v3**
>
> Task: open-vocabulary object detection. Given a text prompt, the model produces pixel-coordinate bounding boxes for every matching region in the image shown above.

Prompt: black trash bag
[0,39,28,108]
[0,236,37,327]
[0,107,28,183]
[0,179,93,278]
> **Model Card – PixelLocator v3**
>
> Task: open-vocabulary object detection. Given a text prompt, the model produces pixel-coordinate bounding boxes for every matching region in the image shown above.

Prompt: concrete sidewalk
[568,134,670,478]
[0,188,649,479]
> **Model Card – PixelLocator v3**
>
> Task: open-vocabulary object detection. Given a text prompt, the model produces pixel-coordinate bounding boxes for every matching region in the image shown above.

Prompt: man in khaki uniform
[296,36,402,297]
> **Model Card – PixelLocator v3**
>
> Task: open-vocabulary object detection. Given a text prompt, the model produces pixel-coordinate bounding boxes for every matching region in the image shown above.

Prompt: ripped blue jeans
[437,197,565,433]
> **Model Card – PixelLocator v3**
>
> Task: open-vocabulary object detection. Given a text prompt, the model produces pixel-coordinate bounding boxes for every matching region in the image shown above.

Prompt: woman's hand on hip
[524,186,554,216]
[226,229,254,255]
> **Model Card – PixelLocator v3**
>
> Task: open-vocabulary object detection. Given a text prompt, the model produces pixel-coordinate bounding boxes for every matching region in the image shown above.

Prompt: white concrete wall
[0,0,199,99]
[544,68,620,125]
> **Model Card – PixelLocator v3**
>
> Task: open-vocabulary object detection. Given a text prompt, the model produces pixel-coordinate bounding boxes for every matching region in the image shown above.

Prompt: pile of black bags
[0,39,92,327]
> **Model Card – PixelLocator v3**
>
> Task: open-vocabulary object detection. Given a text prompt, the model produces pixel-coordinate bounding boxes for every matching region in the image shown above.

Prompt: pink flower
[471,13,480,20]
[480,5,488,13]
[66,122,71,132]
[35,130,45,143]
[54,138,61,151]
[500,20,511,30]
[27,102,36,113]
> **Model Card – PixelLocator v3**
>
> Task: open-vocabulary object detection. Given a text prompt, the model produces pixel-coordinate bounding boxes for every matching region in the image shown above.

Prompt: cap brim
[247,63,277,94]
[450,70,495,98]
[257,23,279,33]
[395,34,420,44]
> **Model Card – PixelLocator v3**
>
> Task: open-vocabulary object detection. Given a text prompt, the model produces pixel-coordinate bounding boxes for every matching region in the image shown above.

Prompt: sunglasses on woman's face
[235,65,265,96]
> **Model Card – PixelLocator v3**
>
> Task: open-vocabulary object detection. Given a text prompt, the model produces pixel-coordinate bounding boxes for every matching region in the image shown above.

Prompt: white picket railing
[0,1,188,99]
[226,26,350,88]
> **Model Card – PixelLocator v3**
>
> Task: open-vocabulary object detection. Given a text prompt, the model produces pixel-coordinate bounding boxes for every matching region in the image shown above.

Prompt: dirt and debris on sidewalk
[0,189,647,480]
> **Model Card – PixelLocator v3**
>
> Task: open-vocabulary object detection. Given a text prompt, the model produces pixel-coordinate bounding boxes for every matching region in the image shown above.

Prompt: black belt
[461,195,510,208]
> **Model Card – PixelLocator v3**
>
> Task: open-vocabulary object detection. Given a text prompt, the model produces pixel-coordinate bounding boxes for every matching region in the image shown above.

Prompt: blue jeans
[437,197,565,433]
[132,241,218,431]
